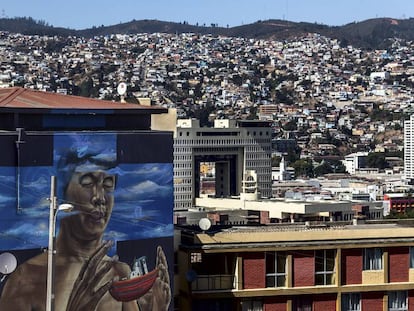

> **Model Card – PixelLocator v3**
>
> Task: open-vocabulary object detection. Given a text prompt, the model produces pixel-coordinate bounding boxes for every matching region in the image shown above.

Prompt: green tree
[271,156,281,167]
[282,120,297,131]
[285,147,301,164]
[367,152,387,169]
[314,161,333,177]
[291,159,314,178]
[331,159,347,173]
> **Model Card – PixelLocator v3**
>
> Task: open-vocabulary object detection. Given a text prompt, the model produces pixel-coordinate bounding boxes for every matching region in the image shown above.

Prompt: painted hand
[137,246,171,311]
[66,241,116,311]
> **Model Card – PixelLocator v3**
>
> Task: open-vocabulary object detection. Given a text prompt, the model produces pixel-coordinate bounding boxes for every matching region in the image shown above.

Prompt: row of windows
[245,161,272,168]
[174,186,192,193]
[173,170,192,177]
[340,212,382,221]
[342,291,407,311]
[174,155,192,161]
[174,194,192,201]
[174,178,192,185]
[193,147,240,153]
[173,147,192,153]
[241,292,408,311]
[193,139,246,145]
[175,139,271,147]
[245,154,271,160]
[197,139,241,145]
[175,202,192,209]
[174,176,192,184]
[363,247,414,270]
[263,247,414,290]
[246,131,270,137]
[174,163,192,169]
[266,250,336,287]
[246,168,272,177]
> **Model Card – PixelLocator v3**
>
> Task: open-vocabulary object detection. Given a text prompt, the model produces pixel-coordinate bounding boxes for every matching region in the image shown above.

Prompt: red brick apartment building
[384,194,414,213]
[176,220,414,311]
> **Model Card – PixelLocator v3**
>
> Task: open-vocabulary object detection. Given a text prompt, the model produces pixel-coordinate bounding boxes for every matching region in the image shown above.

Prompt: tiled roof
[0,87,163,111]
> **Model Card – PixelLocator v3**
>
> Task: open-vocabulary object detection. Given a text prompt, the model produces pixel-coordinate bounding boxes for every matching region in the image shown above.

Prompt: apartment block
[176,220,414,310]
[405,115,414,181]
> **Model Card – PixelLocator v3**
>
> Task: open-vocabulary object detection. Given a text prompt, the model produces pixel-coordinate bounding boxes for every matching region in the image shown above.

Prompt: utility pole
[46,176,57,311]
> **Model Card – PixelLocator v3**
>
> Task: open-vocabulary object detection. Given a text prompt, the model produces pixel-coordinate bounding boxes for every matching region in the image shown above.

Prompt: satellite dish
[117,82,127,96]
[198,218,211,231]
[0,252,17,274]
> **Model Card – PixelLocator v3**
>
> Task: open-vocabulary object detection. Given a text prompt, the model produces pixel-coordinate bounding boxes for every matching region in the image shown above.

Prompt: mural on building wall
[0,132,173,311]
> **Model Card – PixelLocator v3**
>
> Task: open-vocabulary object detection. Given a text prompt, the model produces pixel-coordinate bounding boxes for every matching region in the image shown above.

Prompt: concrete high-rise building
[405,115,414,181]
[174,119,272,210]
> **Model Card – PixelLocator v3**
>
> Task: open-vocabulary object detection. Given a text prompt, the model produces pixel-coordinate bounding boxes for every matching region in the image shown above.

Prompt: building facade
[176,220,414,311]
[0,87,174,310]
[342,152,368,175]
[174,119,272,210]
[405,115,414,181]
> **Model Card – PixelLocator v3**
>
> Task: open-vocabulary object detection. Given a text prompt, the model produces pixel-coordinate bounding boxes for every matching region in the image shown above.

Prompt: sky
[1,0,413,30]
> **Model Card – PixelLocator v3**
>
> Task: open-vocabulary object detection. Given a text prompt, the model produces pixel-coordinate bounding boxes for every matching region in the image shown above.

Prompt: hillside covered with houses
[0,26,412,176]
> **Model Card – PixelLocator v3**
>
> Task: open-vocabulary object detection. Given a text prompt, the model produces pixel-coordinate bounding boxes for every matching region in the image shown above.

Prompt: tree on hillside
[271,156,281,167]
[282,120,297,131]
[291,158,314,178]
[314,161,333,176]
[367,152,387,169]
[77,77,98,98]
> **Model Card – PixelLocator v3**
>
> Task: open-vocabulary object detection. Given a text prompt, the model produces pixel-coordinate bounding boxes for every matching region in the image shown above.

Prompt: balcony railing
[191,274,235,291]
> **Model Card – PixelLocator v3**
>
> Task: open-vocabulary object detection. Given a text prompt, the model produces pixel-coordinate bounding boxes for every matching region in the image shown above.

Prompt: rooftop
[178,220,414,251]
[0,87,166,114]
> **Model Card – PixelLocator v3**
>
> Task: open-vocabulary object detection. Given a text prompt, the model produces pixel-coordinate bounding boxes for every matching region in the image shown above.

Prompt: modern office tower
[174,119,272,210]
[404,115,414,182]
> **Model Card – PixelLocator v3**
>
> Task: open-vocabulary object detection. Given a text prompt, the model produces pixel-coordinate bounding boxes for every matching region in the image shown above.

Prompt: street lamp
[46,176,73,311]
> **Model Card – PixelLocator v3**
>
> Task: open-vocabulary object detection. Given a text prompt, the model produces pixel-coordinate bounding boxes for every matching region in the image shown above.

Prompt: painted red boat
[110,268,158,302]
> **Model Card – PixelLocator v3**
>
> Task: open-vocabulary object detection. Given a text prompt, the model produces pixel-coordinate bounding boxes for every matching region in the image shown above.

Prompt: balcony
[191,274,236,291]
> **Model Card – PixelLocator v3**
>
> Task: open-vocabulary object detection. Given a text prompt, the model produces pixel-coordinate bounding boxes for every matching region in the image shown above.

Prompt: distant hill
[0,17,73,36]
[1,16,414,49]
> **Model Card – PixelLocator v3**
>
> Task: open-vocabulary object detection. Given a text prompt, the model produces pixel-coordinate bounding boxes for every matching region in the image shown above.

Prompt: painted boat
[110,268,158,302]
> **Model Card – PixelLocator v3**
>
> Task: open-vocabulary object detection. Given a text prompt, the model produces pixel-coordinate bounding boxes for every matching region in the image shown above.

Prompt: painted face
[65,170,116,239]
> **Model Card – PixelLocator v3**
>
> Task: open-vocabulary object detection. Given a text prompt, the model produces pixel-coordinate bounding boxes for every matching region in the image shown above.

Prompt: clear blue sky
[1,0,413,30]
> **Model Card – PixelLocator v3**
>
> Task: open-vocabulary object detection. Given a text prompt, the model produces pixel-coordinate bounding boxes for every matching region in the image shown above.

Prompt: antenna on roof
[117,82,127,103]
[198,217,211,232]
[0,252,17,282]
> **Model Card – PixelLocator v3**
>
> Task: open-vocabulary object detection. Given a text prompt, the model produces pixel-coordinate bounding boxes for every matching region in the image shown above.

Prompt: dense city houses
[2,28,414,310]
[0,31,411,163]
[1,29,413,208]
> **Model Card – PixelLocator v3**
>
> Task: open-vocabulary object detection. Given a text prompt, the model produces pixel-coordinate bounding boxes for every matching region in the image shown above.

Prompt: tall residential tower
[404,115,414,181]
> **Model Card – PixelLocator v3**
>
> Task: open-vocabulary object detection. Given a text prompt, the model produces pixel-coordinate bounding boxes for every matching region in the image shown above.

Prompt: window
[294,297,312,311]
[410,246,414,268]
[363,248,383,270]
[190,252,202,263]
[242,300,263,311]
[388,291,408,311]
[265,252,286,287]
[342,293,360,311]
[315,249,336,285]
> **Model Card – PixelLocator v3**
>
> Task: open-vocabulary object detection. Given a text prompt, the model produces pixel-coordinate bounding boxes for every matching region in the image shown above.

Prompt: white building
[369,71,390,81]
[404,114,414,181]
[342,152,368,175]
[271,157,294,181]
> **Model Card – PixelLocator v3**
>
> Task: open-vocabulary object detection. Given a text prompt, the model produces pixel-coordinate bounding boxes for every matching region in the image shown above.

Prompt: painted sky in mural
[0,132,173,251]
